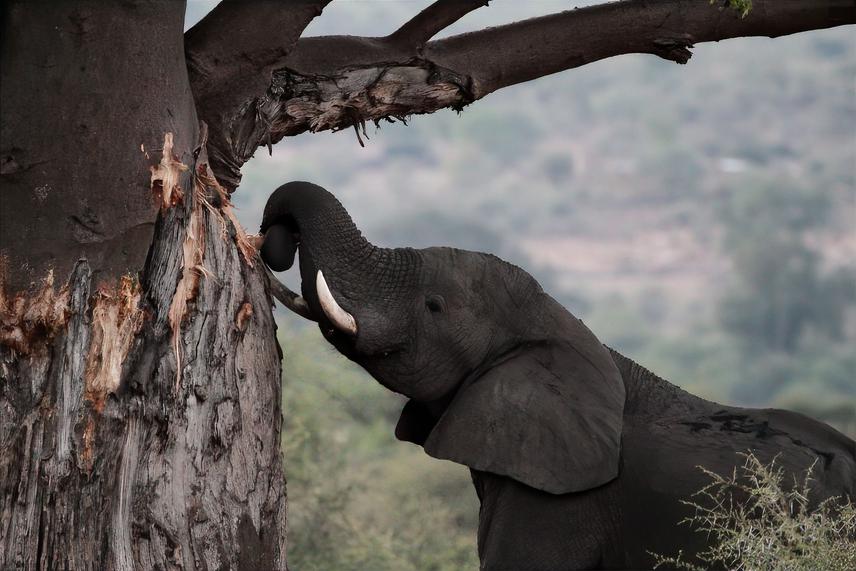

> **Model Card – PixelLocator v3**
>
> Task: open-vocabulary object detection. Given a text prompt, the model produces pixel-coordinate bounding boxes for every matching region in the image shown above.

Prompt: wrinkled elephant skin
[259,182,856,571]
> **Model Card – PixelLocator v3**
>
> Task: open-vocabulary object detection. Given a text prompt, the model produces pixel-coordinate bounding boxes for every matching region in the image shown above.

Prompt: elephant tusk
[263,264,317,322]
[316,270,357,336]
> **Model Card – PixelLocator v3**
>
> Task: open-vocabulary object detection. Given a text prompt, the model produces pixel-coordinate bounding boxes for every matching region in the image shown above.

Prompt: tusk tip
[316,270,357,336]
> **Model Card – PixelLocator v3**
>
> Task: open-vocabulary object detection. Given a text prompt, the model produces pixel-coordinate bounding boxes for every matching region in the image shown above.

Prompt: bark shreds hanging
[167,186,206,393]
[150,132,189,209]
[0,260,70,355]
[167,129,261,392]
[83,275,143,411]
[195,161,257,266]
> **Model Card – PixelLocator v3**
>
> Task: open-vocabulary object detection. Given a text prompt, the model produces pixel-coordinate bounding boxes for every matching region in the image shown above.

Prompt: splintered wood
[194,161,257,266]
[150,132,189,209]
[84,276,143,410]
[268,64,470,139]
[166,130,261,392]
[167,183,207,392]
[0,262,70,355]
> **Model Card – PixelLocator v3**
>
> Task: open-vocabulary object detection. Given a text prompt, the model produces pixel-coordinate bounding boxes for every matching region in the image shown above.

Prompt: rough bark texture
[1,2,286,569]
[0,0,196,293]
[185,0,332,194]
[1,158,286,571]
[186,0,856,191]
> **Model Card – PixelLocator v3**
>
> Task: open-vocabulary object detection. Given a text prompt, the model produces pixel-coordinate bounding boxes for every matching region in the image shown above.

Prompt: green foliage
[712,0,753,18]
[280,324,479,571]
[653,453,856,571]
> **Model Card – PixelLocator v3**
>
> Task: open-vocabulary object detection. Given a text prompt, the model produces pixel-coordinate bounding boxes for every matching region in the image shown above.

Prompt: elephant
[258,181,856,570]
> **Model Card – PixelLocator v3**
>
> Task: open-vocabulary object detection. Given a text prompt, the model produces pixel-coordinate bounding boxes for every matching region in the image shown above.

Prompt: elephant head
[260,181,626,494]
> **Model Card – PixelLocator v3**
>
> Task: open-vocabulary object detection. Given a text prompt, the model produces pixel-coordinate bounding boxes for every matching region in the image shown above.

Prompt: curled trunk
[259,183,422,340]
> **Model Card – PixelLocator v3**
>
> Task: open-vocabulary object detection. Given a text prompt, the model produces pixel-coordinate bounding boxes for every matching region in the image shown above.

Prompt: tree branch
[425,0,856,99]
[185,0,331,190]
[387,0,489,49]
[195,0,855,192]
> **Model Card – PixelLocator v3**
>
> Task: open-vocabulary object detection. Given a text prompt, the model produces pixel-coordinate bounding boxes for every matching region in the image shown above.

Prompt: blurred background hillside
[188,2,855,569]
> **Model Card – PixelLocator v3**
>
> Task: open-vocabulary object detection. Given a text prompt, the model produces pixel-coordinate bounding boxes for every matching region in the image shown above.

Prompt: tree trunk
[0,2,286,569]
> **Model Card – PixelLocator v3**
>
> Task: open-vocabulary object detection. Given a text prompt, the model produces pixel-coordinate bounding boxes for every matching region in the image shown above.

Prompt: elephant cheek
[403,372,461,403]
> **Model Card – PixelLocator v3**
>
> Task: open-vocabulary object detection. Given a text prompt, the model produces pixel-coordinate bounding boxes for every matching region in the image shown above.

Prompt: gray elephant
[259,181,855,571]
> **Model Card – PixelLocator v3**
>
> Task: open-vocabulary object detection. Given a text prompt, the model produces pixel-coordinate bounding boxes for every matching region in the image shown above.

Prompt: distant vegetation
[280,324,479,571]
[205,2,855,567]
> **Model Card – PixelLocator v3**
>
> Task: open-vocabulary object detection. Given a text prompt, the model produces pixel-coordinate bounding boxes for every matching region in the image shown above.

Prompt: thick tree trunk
[0,2,286,569]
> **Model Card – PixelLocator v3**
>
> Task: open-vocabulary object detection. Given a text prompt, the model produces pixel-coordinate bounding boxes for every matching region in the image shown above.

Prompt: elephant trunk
[259,182,420,342]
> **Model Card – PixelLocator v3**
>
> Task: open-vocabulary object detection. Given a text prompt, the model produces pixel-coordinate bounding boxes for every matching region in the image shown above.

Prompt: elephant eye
[425,294,445,314]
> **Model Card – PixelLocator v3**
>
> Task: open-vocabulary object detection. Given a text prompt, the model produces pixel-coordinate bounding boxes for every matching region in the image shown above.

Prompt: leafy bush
[280,324,479,571]
[715,0,753,19]
[653,453,856,571]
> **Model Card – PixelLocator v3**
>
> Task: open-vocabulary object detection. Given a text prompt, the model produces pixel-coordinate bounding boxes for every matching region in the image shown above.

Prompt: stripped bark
[1,2,286,569]
[0,138,286,570]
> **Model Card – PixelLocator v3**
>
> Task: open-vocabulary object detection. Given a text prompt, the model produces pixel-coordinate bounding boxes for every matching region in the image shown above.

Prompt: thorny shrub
[652,453,856,571]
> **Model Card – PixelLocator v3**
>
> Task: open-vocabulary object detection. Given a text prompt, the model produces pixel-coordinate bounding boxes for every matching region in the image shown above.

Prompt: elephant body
[258,182,856,571]
[467,349,855,570]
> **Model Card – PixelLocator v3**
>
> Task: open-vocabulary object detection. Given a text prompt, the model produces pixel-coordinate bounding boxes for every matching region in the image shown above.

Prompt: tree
[1,1,852,569]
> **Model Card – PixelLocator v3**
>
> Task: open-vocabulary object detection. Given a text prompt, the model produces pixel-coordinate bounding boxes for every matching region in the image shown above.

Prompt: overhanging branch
[188,0,855,192]
[426,0,856,98]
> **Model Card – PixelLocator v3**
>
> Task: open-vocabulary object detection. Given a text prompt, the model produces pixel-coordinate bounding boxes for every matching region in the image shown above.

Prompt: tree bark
[1,2,285,569]
[185,0,331,196]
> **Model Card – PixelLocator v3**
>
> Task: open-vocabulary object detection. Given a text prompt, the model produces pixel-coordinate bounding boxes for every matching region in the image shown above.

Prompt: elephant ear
[398,341,625,494]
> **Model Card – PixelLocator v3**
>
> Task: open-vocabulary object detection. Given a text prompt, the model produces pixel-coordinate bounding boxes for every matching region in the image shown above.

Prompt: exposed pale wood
[2,1,854,568]
[0,148,287,570]
[1,2,286,569]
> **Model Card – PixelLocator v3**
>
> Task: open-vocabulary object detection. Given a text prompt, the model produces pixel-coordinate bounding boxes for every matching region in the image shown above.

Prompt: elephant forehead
[314,246,423,303]
[420,247,528,291]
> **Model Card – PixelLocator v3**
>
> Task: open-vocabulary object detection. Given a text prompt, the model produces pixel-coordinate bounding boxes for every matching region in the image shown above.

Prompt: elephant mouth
[263,266,359,337]
[267,266,452,401]
[329,328,411,365]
